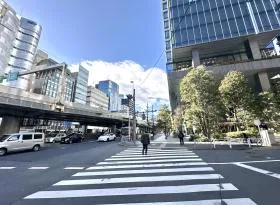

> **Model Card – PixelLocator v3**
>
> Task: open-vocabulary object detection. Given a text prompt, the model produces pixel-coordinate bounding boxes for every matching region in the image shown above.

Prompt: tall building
[0,0,19,75]
[96,80,119,111]
[72,64,89,104]
[162,0,280,110]
[31,58,75,102]
[86,85,109,110]
[4,17,41,89]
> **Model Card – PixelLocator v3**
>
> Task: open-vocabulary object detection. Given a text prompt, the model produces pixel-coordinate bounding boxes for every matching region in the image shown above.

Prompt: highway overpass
[0,85,130,134]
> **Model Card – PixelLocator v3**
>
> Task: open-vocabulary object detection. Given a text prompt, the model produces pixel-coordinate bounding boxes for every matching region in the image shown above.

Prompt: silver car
[0,133,45,156]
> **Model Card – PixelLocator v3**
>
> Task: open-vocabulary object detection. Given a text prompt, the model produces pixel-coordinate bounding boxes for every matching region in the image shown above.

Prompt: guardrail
[210,137,262,149]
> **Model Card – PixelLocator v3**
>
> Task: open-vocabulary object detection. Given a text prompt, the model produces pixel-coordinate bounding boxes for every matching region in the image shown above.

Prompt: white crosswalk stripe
[23,146,258,204]
[87,162,208,170]
[106,155,198,161]
[99,198,257,205]
[54,174,224,186]
[98,158,202,165]
[73,167,215,176]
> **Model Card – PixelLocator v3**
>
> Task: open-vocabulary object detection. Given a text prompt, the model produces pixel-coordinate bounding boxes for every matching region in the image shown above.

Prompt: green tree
[180,66,225,139]
[156,105,172,135]
[219,71,258,130]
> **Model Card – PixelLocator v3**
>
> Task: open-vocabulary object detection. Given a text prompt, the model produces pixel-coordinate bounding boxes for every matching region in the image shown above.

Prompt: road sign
[7,71,19,81]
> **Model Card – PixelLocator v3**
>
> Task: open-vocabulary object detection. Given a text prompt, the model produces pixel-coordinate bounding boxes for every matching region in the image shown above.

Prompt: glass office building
[163,0,280,110]
[5,17,41,89]
[73,65,89,104]
[163,0,280,68]
[33,58,75,102]
[96,80,119,111]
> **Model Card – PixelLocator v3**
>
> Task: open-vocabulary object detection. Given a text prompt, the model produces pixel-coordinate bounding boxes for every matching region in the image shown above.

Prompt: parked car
[60,133,83,144]
[0,133,45,156]
[97,133,116,142]
[45,133,66,143]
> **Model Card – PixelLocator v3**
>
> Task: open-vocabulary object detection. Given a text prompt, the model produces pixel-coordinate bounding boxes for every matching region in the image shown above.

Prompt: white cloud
[69,60,170,110]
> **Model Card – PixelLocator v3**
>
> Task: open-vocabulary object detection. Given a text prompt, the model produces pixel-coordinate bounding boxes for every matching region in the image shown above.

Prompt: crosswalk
[23,146,257,204]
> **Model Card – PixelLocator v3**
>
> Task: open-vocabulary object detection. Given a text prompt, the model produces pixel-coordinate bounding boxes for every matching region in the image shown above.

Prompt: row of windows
[166,0,280,47]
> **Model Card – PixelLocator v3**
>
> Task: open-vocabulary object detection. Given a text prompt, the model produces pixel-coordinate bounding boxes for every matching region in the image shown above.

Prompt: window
[164,21,169,28]
[34,134,43,139]
[22,134,32,140]
[8,135,20,141]
[163,11,168,19]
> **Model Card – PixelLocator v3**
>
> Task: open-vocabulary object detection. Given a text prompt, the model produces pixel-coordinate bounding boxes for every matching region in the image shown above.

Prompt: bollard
[247,138,251,148]
[193,140,197,150]
[229,139,232,149]
[213,139,216,149]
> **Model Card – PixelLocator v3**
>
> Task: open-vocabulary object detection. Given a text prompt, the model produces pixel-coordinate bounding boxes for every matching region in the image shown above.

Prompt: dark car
[60,133,83,144]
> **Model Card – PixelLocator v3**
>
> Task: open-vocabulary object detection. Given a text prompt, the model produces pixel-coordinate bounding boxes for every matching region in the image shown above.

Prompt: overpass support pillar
[81,125,87,135]
[0,116,21,135]
[111,125,117,134]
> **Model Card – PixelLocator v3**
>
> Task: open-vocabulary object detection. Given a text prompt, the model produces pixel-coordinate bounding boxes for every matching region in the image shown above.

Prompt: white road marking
[208,159,280,165]
[54,174,223,186]
[99,198,257,205]
[114,153,196,157]
[64,167,84,170]
[234,163,280,179]
[106,155,198,161]
[25,183,237,199]
[120,150,193,154]
[0,167,16,169]
[28,167,49,170]
[98,158,202,165]
[73,167,214,177]
[87,162,208,170]
[224,198,258,205]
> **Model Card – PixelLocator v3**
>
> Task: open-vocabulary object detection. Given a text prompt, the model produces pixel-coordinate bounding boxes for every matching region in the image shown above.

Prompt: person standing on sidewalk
[141,133,150,155]
[178,130,184,145]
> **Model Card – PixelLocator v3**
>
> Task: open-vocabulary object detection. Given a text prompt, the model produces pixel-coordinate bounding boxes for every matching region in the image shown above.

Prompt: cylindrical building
[0,0,19,75]
[4,17,41,89]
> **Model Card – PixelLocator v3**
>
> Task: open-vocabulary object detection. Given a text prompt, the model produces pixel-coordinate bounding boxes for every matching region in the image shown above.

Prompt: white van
[0,133,45,156]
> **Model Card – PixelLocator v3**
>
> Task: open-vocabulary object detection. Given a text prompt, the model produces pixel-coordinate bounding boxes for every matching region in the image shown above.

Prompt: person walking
[178,130,184,145]
[141,133,150,155]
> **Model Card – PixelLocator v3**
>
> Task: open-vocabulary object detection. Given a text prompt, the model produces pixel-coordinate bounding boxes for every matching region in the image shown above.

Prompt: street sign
[7,71,19,81]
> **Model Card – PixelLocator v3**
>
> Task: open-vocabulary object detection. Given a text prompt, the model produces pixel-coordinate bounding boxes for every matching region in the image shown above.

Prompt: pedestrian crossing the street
[23,146,257,205]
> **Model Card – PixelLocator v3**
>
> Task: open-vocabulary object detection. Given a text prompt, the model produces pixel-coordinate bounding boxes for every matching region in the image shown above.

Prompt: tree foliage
[180,66,225,139]
[156,104,172,134]
[219,71,260,129]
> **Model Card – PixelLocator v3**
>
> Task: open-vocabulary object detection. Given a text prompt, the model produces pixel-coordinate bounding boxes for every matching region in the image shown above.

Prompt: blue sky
[7,0,166,70]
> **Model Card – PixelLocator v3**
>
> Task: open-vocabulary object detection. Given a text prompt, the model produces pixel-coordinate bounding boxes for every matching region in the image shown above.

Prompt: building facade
[0,0,19,76]
[73,64,89,104]
[31,58,75,102]
[96,80,119,111]
[4,17,41,89]
[86,85,109,110]
[163,0,280,109]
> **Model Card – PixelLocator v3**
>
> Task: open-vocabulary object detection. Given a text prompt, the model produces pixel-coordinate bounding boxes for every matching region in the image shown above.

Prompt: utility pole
[132,88,136,141]
[146,102,149,125]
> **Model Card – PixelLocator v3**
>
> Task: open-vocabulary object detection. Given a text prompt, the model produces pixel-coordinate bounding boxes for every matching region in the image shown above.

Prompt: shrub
[225,129,259,138]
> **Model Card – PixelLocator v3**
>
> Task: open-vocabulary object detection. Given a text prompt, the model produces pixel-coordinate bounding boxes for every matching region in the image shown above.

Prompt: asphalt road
[0,140,124,205]
[0,137,279,205]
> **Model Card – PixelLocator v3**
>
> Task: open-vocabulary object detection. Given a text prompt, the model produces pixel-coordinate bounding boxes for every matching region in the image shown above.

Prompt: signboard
[7,71,19,81]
